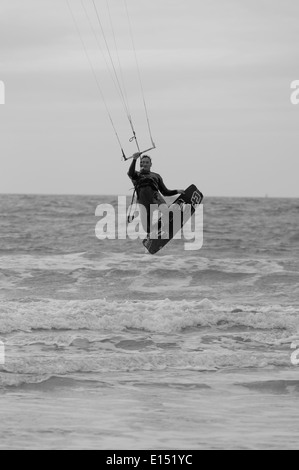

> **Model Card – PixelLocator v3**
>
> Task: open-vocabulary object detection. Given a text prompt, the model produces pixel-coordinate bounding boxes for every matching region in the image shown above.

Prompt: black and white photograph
[0,0,299,452]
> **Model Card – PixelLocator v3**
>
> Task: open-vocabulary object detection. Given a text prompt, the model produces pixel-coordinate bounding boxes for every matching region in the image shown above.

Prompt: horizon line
[0,192,298,199]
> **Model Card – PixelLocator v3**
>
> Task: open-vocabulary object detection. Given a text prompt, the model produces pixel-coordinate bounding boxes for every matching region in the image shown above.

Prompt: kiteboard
[142,184,203,254]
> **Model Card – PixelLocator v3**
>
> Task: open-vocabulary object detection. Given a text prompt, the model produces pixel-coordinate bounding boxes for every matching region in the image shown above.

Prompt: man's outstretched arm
[158,176,185,197]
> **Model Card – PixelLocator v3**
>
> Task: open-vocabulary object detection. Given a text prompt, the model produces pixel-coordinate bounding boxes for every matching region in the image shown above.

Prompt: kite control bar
[122,144,156,161]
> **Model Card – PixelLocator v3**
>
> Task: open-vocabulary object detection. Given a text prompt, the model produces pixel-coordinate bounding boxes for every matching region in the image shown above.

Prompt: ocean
[0,194,299,450]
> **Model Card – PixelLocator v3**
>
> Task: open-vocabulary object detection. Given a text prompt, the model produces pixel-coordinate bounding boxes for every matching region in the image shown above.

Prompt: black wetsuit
[128,159,178,233]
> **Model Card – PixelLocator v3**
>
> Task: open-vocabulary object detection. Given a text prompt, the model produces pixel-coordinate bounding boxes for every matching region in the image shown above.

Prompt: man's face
[140,157,152,172]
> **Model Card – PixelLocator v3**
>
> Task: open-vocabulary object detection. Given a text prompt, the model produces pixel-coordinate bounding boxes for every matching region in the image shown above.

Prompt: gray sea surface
[0,194,298,449]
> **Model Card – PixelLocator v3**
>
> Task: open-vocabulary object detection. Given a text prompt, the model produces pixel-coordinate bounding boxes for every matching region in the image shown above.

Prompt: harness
[135,175,159,194]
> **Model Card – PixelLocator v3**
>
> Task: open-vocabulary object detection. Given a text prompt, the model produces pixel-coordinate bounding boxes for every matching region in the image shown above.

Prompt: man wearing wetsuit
[127,152,185,234]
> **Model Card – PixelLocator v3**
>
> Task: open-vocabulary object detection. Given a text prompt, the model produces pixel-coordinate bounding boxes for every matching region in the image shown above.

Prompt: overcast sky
[0,0,298,197]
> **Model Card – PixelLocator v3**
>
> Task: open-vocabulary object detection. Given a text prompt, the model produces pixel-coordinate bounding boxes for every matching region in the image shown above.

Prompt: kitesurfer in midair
[128,153,185,234]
